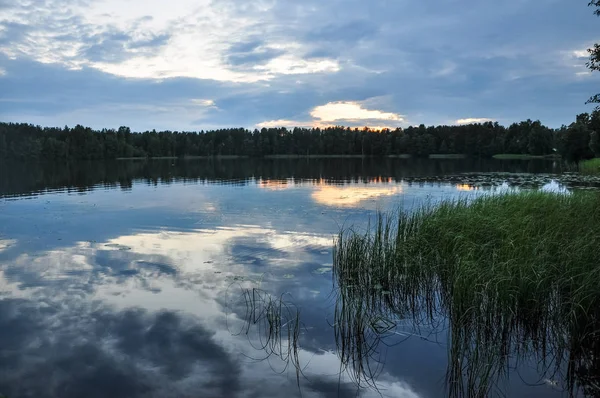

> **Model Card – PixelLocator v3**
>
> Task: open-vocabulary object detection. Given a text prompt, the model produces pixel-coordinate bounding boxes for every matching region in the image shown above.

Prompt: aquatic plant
[226,283,303,389]
[333,191,600,397]
[580,158,600,175]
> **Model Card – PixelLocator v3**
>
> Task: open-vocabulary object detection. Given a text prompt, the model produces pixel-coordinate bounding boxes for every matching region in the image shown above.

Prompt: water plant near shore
[333,191,600,396]
[232,192,600,396]
[581,158,600,175]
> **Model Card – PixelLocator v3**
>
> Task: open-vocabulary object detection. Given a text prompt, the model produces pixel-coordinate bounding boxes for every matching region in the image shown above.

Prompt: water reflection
[0,157,589,199]
[312,184,402,207]
[0,159,596,398]
[455,184,479,191]
[232,241,599,397]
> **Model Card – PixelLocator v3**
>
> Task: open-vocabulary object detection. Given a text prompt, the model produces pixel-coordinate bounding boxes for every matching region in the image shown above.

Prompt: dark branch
[590,0,600,15]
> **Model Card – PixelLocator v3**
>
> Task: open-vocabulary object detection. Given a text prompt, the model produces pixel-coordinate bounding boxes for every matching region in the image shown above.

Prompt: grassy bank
[580,158,600,175]
[334,192,600,396]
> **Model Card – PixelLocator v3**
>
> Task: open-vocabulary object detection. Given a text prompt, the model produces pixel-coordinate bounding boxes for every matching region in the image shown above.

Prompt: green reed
[334,191,600,397]
[580,158,600,175]
[227,284,303,389]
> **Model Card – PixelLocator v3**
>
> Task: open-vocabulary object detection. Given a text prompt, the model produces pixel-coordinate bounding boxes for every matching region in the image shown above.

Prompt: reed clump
[334,191,600,397]
[580,158,600,175]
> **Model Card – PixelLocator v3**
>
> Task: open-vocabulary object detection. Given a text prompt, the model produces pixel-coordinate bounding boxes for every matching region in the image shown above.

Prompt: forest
[1,112,599,162]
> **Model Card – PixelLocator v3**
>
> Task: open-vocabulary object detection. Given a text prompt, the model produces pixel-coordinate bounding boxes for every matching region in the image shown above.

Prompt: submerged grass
[334,191,600,397]
[226,283,303,390]
[580,158,600,175]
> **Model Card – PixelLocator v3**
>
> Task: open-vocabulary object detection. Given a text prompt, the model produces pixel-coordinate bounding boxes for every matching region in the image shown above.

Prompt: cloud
[1,0,600,129]
[0,239,15,253]
[255,100,406,129]
[311,101,403,122]
[80,30,171,63]
[253,56,340,76]
[305,20,379,44]
[573,49,590,58]
[191,99,217,107]
[256,119,314,128]
[225,39,287,67]
[0,0,341,82]
[228,48,286,66]
[455,118,494,125]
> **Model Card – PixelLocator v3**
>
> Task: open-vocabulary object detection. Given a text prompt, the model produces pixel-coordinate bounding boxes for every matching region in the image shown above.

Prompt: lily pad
[313,267,332,274]
[282,274,295,279]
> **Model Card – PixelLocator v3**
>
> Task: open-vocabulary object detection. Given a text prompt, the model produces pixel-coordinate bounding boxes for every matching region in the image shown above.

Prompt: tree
[590,131,600,156]
[527,121,553,155]
[586,1,600,108]
[0,134,6,160]
[562,115,594,161]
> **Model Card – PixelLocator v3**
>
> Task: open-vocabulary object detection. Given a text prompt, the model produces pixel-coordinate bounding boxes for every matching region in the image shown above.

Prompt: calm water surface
[0,158,596,398]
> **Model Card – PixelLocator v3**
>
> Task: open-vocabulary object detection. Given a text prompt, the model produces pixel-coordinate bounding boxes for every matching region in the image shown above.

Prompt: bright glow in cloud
[573,49,589,58]
[256,100,405,129]
[191,99,216,107]
[253,56,340,75]
[311,101,404,122]
[256,119,314,128]
[455,118,494,125]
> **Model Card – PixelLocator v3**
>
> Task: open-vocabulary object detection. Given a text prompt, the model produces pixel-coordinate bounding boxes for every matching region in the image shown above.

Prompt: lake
[0,158,598,398]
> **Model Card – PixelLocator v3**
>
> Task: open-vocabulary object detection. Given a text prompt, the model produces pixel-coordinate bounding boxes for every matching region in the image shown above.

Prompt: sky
[0,0,598,131]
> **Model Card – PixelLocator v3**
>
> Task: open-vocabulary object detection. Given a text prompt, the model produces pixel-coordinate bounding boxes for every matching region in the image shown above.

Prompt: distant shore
[114,153,561,161]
